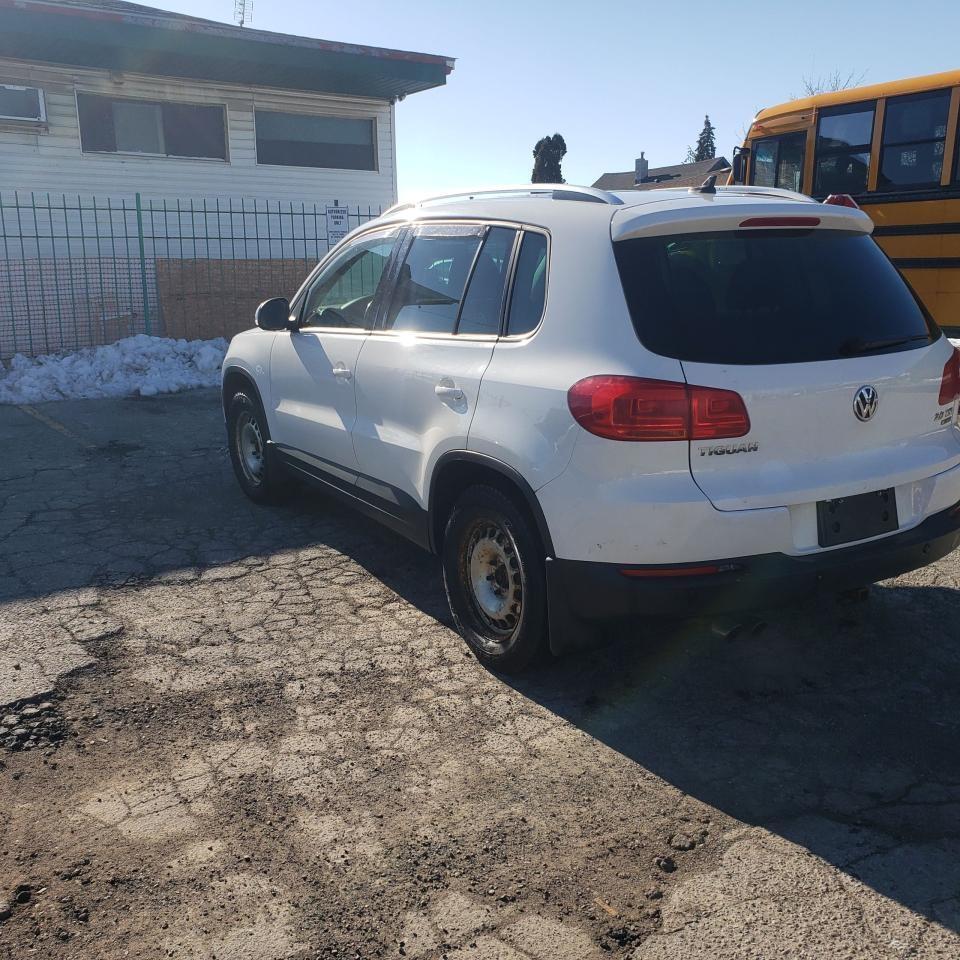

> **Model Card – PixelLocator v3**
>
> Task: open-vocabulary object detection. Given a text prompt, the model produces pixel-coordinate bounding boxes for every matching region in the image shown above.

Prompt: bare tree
[799,69,867,97]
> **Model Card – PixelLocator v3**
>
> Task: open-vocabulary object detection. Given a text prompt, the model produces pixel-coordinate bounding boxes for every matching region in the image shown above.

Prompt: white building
[0,0,454,207]
[0,0,454,357]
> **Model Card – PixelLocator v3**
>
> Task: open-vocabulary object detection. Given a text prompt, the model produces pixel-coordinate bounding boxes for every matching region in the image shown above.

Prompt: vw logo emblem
[853,385,879,422]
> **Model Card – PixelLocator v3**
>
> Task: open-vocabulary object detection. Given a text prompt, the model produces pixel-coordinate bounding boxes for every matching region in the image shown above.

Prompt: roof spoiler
[611,197,873,242]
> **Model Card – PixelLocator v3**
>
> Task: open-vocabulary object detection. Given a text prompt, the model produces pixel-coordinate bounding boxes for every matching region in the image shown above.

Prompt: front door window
[300,230,399,330]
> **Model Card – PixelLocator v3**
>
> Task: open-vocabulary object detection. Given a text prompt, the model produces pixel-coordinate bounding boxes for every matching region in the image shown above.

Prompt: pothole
[0,695,69,753]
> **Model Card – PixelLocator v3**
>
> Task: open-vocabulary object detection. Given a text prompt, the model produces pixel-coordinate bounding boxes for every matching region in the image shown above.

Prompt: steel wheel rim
[465,520,524,645]
[237,413,265,485]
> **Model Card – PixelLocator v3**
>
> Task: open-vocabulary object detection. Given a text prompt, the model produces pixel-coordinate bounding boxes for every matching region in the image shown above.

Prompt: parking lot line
[16,403,95,450]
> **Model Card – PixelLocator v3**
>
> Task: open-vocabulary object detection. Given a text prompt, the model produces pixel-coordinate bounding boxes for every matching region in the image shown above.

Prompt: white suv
[223,183,960,672]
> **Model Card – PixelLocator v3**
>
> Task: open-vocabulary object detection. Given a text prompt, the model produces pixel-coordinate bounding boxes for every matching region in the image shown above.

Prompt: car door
[352,222,519,508]
[269,227,400,480]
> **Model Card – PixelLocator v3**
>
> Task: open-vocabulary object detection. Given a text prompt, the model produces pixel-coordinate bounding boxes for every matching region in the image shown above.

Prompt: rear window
[613,230,939,365]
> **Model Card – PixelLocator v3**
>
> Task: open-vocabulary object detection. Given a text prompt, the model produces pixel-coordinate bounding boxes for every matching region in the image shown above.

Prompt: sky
[154,0,960,200]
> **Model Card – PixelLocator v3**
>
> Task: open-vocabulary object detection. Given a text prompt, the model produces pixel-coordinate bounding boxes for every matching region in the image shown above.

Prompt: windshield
[613,229,939,365]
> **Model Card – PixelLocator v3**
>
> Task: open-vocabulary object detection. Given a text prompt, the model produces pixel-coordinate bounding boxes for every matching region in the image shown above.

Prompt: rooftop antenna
[694,174,718,195]
[233,0,252,27]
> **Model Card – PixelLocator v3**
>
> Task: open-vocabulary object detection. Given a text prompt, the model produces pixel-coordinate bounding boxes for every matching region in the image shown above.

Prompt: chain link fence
[0,192,383,359]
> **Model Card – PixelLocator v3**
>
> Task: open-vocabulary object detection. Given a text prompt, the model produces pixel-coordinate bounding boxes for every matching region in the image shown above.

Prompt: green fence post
[135,192,151,335]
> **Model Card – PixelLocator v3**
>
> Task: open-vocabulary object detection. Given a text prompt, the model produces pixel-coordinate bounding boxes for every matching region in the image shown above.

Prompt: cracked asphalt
[1,388,959,959]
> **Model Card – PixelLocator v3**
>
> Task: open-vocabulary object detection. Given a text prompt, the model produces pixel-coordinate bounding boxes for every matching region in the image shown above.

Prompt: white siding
[0,58,397,208]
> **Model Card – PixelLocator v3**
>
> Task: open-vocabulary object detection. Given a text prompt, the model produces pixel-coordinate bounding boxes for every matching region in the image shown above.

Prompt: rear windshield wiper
[839,334,932,356]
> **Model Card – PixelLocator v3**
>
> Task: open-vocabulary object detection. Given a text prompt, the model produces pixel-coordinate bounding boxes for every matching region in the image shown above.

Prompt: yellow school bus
[731,69,960,335]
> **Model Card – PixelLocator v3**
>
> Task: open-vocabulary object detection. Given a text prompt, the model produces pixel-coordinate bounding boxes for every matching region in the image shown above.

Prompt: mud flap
[545,556,608,656]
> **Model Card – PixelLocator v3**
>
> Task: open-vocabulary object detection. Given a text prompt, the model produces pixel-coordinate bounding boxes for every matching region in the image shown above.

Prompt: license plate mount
[816,488,899,548]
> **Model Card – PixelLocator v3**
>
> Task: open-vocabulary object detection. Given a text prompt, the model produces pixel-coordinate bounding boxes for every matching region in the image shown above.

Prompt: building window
[751,132,806,192]
[0,84,45,122]
[77,93,227,160]
[813,102,875,196]
[255,111,376,170]
[878,89,950,191]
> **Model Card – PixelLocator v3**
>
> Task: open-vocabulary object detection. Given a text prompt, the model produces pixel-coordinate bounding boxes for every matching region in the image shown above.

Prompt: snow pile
[0,335,228,404]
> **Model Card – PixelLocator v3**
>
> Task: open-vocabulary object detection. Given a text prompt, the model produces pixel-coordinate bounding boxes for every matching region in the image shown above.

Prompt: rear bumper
[546,500,960,652]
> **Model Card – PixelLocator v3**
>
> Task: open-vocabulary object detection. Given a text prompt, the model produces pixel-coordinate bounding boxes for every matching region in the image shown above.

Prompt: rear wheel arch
[428,452,555,558]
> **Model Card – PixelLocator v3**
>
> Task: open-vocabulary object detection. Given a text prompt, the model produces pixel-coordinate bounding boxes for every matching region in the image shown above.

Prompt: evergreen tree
[531,134,567,183]
[693,115,716,162]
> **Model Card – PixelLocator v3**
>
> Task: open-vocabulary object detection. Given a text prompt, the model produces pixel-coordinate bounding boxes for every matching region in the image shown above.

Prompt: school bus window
[814,102,875,196]
[751,133,805,192]
[879,89,950,190]
[956,109,960,183]
[752,139,777,187]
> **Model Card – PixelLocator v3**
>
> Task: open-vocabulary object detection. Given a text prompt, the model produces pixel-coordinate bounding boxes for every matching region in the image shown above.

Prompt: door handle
[333,363,353,380]
[435,381,465,402]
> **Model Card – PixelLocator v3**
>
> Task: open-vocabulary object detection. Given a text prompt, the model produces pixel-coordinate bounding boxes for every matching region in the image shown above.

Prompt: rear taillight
[823,194,859,209]
[567,376,750,442]
[939,347,960,406]
[689,387,752,439]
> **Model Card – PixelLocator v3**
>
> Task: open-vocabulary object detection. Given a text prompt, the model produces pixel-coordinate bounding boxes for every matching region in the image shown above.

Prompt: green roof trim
[0,1,454,100]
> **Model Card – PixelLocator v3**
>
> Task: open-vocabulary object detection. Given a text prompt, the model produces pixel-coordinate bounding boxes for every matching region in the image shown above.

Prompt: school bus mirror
[732,149,749,184]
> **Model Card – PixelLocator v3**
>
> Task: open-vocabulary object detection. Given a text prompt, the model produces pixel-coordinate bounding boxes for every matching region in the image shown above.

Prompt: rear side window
[384,226,483,334]
[507,232,548,336]
[613,230,938,365]
[457,227,517,336]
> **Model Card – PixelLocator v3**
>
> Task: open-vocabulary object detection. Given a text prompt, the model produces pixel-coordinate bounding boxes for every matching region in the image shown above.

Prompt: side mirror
[255,297,294,331]
[731,147,750,185]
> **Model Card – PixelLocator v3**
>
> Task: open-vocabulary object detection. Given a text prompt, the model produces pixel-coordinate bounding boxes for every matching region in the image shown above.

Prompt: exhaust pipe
[711,616,767,641]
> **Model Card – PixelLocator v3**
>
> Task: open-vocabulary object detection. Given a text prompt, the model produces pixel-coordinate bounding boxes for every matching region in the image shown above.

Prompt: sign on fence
[326,206,350,246]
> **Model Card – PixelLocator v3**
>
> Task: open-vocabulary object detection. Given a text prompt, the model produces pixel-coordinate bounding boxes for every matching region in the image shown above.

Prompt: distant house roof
[593,157,731,192]
[0,0,455,101]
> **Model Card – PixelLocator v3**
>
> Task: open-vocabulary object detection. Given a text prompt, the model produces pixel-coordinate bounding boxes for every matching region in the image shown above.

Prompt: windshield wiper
[839,334,931,356]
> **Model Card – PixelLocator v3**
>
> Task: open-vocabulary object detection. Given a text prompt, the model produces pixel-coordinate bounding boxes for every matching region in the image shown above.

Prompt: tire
[226,389,290,504]
[442,484,548,674]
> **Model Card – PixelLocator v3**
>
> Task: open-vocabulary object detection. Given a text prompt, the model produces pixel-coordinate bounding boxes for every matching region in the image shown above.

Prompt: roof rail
[383,184,623,216]
[382,201,416,217]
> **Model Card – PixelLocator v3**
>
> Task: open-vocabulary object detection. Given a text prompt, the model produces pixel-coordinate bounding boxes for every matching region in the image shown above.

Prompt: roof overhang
[0,0,455,101]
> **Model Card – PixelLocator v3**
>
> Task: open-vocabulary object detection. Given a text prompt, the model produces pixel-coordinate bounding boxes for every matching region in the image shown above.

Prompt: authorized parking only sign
[326,206,349,246]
